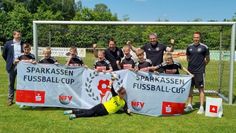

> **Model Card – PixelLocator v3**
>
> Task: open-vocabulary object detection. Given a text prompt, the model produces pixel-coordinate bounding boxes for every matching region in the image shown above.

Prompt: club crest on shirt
[148,48,151,51]
[197,48,202,52]
[155,47,160,51]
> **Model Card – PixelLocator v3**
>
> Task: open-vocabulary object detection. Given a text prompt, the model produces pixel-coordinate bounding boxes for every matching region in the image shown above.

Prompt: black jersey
[94,59,111,72]
[38,57,57,64]
[68,56,84,66]
[158,61,182,74]
[104,47,124,71]
[186,43,209,73]
[136,59,152,72]
[17,53,35,61]
[141,42,166,66]
[120,55,136,69]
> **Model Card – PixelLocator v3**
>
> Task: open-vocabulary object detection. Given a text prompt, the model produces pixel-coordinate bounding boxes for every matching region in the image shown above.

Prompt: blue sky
[79,0,236,21]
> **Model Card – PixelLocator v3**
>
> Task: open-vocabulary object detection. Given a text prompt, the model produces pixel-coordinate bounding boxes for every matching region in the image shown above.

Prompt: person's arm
[108,81,117,96]
[116,60,121,70]
[186,55,190,62]
[106,67,113,72]
[30,54,37,64]
[149,64,161,71]
[65,56,72,66]
[30,59,37,64]
[204,46,210,65]
[166,46,174,52]
[166,39,175,52]
[53,57,59,64]
[119,48,124,59]
[38,58,44,63]
[106,61,113,72]
[14,58,20,65]
[205,55,210,65]
[123,102,132,116]
[2,43,8,61]
[93,44,98,58]
[80,59,85,67]
[182,66,193,77]
[186,47,190,62]
[127,41,138,53]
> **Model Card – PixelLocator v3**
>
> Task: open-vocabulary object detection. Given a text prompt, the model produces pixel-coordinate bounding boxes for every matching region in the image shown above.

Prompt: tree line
[0,0,235,50]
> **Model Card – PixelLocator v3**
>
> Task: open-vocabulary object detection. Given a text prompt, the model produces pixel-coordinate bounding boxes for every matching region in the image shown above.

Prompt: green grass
[0,52,236,133]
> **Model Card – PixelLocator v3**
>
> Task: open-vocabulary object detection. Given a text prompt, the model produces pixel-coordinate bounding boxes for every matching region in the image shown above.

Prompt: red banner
[162,101,185,115]
[16,90,45,104]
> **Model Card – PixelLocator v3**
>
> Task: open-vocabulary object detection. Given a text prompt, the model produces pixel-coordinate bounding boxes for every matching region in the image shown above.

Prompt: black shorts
[191,73,205,88]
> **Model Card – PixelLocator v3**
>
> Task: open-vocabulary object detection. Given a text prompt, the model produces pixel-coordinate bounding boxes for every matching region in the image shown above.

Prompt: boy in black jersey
[94,50,112,72]
[66,46,84,66]
[38,47,58,64]
[135,48,152,72]
[150,52,192,75]
[120,45,136,70]
[14,43,36,64]
[14,43,36,108]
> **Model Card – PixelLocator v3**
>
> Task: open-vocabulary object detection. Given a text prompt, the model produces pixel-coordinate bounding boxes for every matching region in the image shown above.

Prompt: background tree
[0,0,234,50]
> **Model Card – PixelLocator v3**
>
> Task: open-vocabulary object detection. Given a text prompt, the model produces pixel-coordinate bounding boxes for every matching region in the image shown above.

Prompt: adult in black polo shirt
[93,38,124,71]
[129,33,174,66]
[184,32,210,115]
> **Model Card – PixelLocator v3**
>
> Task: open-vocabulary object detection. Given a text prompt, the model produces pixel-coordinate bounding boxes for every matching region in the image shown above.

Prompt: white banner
[123,71,192,116]
[16,62,192,116]
[32,47,86,57]
[16,62,84,108]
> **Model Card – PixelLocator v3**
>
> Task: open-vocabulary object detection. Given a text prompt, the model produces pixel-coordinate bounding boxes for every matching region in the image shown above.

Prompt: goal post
[33,21,236,105]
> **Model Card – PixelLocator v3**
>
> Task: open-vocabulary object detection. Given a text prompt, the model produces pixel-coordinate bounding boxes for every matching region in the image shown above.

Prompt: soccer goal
[32,21,235,105]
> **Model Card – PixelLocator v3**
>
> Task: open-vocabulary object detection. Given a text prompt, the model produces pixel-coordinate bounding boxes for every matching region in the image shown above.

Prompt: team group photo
[0,0,236,132]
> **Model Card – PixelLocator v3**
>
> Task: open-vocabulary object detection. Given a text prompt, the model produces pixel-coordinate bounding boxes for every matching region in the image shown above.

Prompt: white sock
[187,103,192,107]
[200,106,204,110]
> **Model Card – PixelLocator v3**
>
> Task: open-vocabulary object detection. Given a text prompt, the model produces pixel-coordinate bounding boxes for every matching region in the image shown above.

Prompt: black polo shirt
[17,53,35,61]
[186,43,209,73]
[158,61,182,74]
[104,47,124,71]
[94,59,111,71]
[68,56,84,66]
[38,57,57,64]
[141,42,166,66]
[120,55,136,69]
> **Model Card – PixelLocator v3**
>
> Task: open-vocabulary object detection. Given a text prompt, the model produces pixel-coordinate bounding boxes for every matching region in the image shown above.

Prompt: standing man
[184,32,210,114]
[129,33,174,67]
[2,30,24,106]
[93,38,124,71]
